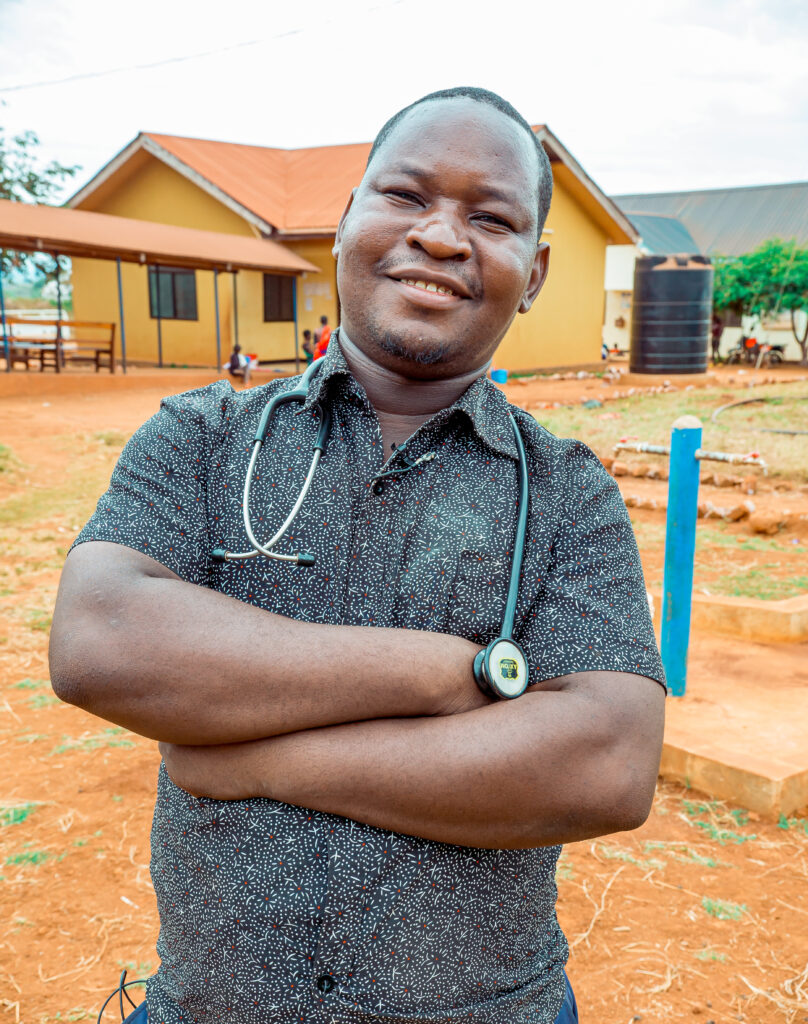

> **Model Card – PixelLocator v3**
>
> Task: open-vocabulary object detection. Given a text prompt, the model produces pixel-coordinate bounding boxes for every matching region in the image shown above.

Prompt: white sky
[1,0,806,204]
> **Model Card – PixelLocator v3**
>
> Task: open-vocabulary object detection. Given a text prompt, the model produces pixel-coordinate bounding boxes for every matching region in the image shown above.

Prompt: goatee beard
[373,327,451,367]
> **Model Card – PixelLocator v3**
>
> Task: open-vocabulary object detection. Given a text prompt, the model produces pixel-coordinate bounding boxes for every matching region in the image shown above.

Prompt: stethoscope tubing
[501,412,529,641]
[213,360,329,564]
[215,365,529,639]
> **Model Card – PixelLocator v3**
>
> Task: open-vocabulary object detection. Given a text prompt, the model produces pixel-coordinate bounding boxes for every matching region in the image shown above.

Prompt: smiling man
[50,87,666,1024]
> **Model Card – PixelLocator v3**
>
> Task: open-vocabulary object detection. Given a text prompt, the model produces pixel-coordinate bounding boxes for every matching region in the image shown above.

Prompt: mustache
[375,257,481,300]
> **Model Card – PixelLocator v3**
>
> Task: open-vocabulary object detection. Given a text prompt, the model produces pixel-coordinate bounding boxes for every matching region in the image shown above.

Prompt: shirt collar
[302,328,520,461]
[302,328,355,410]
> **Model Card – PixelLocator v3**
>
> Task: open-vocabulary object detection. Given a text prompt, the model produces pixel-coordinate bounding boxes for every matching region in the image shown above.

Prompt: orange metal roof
[146,133,374,234]
[0,198,317,273]
[68,125,636,245]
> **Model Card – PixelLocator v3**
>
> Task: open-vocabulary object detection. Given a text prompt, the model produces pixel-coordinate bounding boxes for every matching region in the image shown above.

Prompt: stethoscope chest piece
[473,638,529,700]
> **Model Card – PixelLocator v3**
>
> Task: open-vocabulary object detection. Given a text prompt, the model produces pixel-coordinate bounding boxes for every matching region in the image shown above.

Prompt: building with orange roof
[68,128,637,370]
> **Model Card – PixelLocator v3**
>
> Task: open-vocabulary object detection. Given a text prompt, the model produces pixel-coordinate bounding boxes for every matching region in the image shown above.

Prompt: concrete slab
[659,630,808,818]
[651,588,808,644]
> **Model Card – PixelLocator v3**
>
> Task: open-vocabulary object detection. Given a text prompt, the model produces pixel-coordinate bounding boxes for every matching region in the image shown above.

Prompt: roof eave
[536,127,640,245]
[67,133,278,238]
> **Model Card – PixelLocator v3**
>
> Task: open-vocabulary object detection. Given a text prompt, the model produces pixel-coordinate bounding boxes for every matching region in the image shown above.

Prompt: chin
[355,312,455,368]
[377,330,452,367]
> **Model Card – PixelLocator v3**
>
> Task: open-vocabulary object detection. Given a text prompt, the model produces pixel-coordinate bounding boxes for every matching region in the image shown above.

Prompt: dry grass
[533,381,808,482]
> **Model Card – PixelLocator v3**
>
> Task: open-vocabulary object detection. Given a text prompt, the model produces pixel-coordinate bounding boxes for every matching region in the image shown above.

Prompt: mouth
[386,270,472,303]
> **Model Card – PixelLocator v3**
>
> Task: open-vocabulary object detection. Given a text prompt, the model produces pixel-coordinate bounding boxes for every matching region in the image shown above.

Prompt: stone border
[651,589,808,644]
[660,731,808,819]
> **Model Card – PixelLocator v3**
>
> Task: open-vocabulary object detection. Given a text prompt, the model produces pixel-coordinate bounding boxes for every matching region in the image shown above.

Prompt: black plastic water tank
[629,255,713,374]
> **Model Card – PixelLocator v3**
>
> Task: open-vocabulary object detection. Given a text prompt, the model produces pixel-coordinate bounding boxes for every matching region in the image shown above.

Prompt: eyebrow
[389,163,526,209]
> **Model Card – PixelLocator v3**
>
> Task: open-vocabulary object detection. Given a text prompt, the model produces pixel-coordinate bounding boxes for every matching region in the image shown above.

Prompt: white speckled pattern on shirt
[74,336,664,1023]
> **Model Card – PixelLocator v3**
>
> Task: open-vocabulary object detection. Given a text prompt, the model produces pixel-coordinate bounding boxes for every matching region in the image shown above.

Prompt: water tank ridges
[629,255,713,375]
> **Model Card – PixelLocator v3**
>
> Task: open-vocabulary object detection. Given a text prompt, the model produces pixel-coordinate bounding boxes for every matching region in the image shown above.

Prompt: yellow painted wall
[72,156,339,366]
[494,176,608,371]
[72,153,607,370]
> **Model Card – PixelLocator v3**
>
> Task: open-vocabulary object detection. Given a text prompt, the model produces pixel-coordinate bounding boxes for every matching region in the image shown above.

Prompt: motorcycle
[726,336,785,367]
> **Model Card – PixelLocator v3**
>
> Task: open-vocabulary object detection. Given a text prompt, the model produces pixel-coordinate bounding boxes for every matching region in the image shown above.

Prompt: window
[148,266,198,320]
[263,274,295,322]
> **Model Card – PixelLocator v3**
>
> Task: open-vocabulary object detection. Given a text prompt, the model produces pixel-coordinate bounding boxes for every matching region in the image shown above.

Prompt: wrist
[428,636,489,716]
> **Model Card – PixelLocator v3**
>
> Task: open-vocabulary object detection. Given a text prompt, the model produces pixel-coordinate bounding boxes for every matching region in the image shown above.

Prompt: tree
[713,238,808,364]
[0,127,80,276]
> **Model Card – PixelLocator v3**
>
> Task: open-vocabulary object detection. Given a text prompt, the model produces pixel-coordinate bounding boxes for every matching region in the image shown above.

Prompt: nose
[406,206,472,261]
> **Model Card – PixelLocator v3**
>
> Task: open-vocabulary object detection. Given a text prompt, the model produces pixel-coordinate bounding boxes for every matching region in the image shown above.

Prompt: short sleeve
[71,382,231,586]
[520,441,666,690]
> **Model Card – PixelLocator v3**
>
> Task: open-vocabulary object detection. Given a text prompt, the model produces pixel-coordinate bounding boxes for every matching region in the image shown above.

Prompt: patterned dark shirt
[74,335,664,1024]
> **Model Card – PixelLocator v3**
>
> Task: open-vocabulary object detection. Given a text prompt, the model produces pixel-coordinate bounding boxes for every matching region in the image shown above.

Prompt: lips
[386,269,472,300]
[398,277,457,296]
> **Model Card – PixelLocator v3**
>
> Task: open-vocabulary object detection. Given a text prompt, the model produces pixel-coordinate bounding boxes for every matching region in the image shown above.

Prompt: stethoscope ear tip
[211,548,228,563]
[297,552,316,567]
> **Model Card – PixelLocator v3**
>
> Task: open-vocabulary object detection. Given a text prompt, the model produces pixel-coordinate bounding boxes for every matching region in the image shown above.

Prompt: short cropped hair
[366,86,553,238]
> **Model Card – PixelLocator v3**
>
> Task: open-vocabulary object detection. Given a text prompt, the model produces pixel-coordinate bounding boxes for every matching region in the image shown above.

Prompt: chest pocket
[390,466,516,641]
[447,535,510,643]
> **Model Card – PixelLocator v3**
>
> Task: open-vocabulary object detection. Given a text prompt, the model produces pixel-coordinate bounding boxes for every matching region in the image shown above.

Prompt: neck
[338,329,487,416]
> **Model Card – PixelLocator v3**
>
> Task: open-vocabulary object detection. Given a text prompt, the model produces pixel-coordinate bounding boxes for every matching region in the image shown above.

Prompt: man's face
[333,98,550,379]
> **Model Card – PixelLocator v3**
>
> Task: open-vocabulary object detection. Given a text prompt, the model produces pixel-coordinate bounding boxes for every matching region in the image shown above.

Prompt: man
[50,87,666,1023]
[710,314,723,364]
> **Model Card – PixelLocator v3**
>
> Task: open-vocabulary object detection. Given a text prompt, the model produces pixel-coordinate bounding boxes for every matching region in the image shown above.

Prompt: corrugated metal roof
[614,181,808,256]
[0,198,318,273]
[626,213,701,255]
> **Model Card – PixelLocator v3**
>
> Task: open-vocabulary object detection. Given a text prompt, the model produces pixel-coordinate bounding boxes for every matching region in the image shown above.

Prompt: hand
[159,739,272,800]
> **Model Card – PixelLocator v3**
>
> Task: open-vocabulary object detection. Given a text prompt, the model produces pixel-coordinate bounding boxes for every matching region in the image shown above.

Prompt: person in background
[302,329,314,365]
[227,343,251,386]
[711,314,724,363]
[313,315,331,360]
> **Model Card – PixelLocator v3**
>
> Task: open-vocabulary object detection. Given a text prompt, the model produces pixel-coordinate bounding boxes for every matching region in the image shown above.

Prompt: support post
[293,276,300,374]
[0,254,10,372]
[231,271,239,348]
[116,257,127,374]
[155,265,163,367]
[213,269,222,371]
[661,415,702,697]
[54,252,62,372]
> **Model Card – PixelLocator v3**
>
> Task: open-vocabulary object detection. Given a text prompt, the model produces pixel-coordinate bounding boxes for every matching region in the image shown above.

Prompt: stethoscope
[211,358,530,700]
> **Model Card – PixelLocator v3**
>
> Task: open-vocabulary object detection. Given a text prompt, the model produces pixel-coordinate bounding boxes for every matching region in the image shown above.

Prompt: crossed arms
[49,541,665,850]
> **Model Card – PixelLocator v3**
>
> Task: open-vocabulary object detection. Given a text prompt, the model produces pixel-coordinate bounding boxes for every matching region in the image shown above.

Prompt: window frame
[263,273,295,323]
[148,266,198,321]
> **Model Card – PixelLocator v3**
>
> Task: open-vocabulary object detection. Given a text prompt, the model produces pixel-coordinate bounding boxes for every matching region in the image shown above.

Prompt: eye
[473,213,513,230]
[385,189,422,205]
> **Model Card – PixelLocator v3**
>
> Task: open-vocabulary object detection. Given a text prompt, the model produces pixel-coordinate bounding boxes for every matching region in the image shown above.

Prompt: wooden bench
[2,317,115,373]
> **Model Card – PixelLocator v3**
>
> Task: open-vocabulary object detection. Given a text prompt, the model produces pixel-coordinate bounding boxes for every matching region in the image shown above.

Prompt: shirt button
[316,975,335,993]
[373,483,384,495]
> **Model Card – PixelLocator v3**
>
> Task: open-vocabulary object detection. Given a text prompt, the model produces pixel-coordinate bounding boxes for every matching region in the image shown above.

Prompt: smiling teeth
[402,278,455,296]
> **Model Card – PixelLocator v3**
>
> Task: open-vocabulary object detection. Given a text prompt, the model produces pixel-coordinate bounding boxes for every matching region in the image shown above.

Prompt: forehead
[368,98,539,203]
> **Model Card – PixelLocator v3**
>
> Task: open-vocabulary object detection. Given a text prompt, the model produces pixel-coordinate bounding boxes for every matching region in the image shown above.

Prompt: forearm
[162,673,664,848]
[50,543,485,745]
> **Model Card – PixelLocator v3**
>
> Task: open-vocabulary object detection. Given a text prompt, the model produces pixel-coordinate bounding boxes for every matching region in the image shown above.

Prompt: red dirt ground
[1,369,807,1024]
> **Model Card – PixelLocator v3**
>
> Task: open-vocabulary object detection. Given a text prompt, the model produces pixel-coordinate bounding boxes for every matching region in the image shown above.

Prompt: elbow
[596,760,660,836]
[49,602,113,712]
[49,622,94,710]
[610,782,656,833]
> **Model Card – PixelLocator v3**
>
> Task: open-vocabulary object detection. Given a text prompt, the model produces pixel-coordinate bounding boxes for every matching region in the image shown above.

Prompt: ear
[518,242,550,314]
[332,188,358,259]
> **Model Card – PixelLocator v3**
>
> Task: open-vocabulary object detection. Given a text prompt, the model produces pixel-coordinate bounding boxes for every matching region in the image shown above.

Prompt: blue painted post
[661,414,703,697]
[0,257,10,372]
[213,269,221,371]
[292,276,300,375]
[116,257,127,374]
